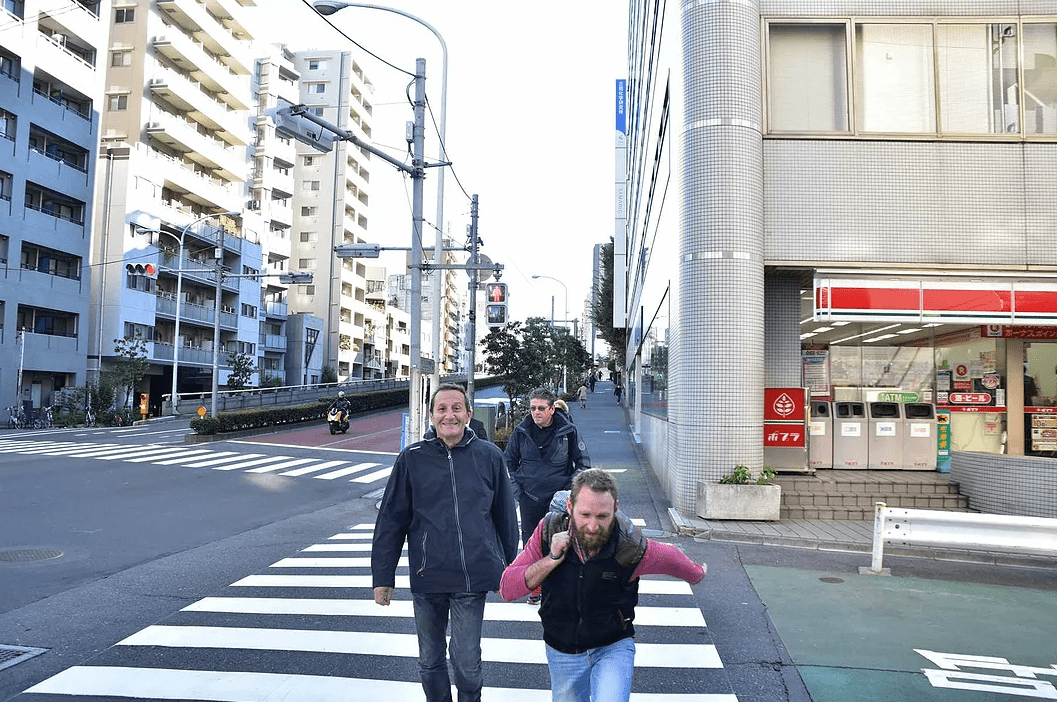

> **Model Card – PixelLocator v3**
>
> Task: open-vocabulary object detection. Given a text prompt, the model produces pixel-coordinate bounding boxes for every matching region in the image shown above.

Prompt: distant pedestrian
[614,383,623,404]
[588,375,596,393]
[577,384,588,409]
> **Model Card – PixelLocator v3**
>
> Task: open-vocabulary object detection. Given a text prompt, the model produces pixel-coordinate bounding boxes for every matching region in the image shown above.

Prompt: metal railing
[862,502,1057,574]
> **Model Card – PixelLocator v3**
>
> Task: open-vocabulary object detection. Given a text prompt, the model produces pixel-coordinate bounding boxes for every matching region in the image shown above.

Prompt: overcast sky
[251,1,627,342]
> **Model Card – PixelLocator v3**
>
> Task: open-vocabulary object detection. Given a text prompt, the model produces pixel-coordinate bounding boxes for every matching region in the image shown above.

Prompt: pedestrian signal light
[486,283,507,304]
[486,304,507,327]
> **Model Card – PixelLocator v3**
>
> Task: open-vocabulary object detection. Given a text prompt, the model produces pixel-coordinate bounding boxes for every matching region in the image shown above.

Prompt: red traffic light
[144,263,156,275]
[486,283,507,304]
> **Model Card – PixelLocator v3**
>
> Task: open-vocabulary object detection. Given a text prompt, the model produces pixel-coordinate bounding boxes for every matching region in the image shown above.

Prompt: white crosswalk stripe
[20,523,737,701]
[0,439,395,487]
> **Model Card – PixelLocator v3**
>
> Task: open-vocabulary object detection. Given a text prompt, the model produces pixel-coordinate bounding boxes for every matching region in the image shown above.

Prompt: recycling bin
[809,401,833,470]
[868,402,903,470]
[902,403,936,470]
[832,401,868,469]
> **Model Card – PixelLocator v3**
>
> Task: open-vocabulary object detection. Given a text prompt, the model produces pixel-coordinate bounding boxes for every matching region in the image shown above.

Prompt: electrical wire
[298,0,413,78]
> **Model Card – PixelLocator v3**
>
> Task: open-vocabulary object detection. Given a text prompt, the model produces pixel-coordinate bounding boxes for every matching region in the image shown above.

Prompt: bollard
[858,501,892,576]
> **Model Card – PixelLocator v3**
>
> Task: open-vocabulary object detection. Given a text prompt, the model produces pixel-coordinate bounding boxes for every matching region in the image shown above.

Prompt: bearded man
[499,468,706,702]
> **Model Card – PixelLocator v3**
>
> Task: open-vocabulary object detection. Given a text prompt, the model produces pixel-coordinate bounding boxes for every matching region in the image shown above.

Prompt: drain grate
[0,645,48,671]
[0,548,64,563]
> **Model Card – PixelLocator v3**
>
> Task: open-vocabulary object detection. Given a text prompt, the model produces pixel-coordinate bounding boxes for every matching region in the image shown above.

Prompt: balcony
[259,334,286,350]
[152,341,217,366]
[35,31,96,90]
[152,33,249,110]
[156,0,253,74]
[155,291,237,330]
[144,147,242,212]
[149,66,248,146]
[146,109,245,180]
[258,164,294,199]
[264,300,288,318]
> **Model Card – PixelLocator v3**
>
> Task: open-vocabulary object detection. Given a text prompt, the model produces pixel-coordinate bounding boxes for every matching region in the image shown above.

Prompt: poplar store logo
[918,649,1057,698]
[771,393,797,418]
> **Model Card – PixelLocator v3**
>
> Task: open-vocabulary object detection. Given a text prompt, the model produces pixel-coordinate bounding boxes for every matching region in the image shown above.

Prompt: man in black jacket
[372,383,519,702]
[504,388,592,550]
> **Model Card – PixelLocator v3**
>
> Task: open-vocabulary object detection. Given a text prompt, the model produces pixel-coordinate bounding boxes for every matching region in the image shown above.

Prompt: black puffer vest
[538,511,647,654]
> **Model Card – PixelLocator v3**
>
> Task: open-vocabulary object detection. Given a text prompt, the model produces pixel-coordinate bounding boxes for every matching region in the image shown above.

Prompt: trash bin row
[809,401,937,471]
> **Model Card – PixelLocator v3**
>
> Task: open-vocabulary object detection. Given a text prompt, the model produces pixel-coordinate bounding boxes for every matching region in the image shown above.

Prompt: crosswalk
[21,524,738,701]
[0,438,394,487]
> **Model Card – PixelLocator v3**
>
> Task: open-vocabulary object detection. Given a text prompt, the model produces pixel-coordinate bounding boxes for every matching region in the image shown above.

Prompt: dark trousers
[411,591,488,702]
[518,491,552,546]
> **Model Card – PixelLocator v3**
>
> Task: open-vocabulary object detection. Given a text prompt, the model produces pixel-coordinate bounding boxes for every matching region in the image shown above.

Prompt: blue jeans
[412,591,488,702]
[545,637,636,702]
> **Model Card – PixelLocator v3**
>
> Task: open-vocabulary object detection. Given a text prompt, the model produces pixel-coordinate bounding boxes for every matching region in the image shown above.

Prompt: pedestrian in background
[373,383,519,702]
[588,375,596,393]
[577,384,588,409]
[614,383,623,404]
[500,469,706,702]
[505,388,592,603]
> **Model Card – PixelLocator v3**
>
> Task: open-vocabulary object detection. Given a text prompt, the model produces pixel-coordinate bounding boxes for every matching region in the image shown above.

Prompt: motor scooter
[327,405,350,434]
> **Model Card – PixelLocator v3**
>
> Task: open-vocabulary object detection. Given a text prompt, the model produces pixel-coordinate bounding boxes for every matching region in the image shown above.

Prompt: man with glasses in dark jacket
[372,383,519,702]
[504,388,592,603]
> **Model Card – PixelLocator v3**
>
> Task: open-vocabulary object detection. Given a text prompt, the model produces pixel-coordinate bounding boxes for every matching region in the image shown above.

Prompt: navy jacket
[504,410,591,503]
[372,428,519,594]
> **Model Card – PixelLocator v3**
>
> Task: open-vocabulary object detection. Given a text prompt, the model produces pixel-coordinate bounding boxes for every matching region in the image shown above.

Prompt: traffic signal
[486,304,507,327]
[486,283,507,304]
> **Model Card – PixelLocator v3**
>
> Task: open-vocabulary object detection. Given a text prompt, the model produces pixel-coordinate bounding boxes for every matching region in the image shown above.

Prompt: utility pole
[408,58,427,439]
[210,227,225,418]
[466,194,479,404]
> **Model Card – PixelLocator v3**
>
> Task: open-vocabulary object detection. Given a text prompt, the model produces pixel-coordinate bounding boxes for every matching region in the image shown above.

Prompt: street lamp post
[532,274,569,392]
[168,210,238,415]
[313,0,448,402]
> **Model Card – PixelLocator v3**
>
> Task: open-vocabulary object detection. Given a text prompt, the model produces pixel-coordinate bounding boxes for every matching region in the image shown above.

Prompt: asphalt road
[2,395,1055,701]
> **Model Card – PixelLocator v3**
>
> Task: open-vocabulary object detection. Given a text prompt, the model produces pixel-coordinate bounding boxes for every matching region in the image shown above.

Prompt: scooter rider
[330,390,352,418]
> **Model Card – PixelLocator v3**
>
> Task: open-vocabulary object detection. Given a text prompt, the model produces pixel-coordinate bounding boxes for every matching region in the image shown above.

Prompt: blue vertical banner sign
[616,79,627,134]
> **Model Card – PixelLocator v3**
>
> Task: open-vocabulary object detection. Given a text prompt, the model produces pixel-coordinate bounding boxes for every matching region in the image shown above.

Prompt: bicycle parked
[37,405,53,430]
[5,405,25,430]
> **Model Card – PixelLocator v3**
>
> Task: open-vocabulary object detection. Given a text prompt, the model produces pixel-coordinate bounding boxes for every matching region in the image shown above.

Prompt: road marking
[209,456,297,471]
[151,449,225,465]
[351,467,393,483]
[125,448,218,463]
[279,460,348,476]
[182,453,265,468]
[269,556,409,568]
[244,458,317,473]
[230,439,399,457]
[301,543,373,552]
[314,462,380,480]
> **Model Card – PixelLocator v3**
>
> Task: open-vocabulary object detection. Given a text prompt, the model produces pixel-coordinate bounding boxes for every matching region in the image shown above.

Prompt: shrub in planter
[698,465,781,521]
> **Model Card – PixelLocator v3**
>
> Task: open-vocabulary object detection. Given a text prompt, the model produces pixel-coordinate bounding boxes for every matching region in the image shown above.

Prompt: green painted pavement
[746,565,1057,701]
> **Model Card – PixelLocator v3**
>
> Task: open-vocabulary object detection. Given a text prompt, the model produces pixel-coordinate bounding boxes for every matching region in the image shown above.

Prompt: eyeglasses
[530,405,552,412]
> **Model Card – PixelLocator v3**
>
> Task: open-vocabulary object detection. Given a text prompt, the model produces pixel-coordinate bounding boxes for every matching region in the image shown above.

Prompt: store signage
[764,424,804,447]
[877,392,919,403]
[948,393,992,404]
[764,388,806,448]
[814,277,1057,324]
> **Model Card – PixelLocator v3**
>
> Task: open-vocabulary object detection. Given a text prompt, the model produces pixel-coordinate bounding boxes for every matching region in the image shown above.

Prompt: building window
[767,23,849,132]
[123,321,154,340]
[22,243,81,279]
[108,94,128,111]
[240,303,257,318]
[111,50,132,67]
[303,155,315,166]
[300,231,317,242]
[114,6,133,22]
[302,180,320,192]
[300,285,315,295]
[301,206,317,216]
[313,82,325,94]
[767,19,1057,138]
[309,106,324,116]
[298,258,316,270]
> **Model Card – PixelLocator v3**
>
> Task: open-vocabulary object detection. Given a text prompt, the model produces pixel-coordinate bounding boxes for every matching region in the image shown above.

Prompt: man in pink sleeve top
[500,468,706,702]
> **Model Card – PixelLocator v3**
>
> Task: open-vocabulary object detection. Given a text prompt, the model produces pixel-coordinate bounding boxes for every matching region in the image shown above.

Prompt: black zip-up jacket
[538,512,648,654]
[372,429,519,594]
[504,410,591,503]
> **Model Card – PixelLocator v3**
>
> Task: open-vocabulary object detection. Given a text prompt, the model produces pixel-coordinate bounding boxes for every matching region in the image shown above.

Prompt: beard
[571,518,616,555]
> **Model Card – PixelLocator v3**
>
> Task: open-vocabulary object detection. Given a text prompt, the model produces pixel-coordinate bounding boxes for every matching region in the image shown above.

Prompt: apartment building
[625,3,1057,513]
[91,0,262,415]
[286,49,379,382]
[365,265,409,379]
[0,0,110,415]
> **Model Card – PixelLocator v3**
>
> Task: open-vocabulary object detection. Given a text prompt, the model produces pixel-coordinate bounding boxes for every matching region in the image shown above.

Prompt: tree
[321,365,338,384]
[554,329,592,389]
[226,351,256,390]
[590,238,627,361]
[110,335,150,410]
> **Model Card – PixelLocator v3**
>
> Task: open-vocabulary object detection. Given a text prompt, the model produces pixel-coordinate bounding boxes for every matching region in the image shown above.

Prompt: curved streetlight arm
[532,274,569,324]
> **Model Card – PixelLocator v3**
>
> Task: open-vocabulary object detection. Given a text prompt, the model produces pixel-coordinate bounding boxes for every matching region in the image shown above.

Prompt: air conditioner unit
[52,34,66,46]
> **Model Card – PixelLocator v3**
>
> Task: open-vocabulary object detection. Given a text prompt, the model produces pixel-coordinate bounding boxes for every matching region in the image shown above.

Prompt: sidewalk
[571,381,1057,572]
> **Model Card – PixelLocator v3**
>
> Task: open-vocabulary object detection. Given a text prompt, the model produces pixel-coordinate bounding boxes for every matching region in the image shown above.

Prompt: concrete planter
[696,482,781,521]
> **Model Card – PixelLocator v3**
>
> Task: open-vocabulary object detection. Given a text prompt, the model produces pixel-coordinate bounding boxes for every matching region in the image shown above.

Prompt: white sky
[250,0,627,335]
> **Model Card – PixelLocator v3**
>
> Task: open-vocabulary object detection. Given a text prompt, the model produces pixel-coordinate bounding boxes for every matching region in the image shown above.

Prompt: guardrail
[861,502,1057,575]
